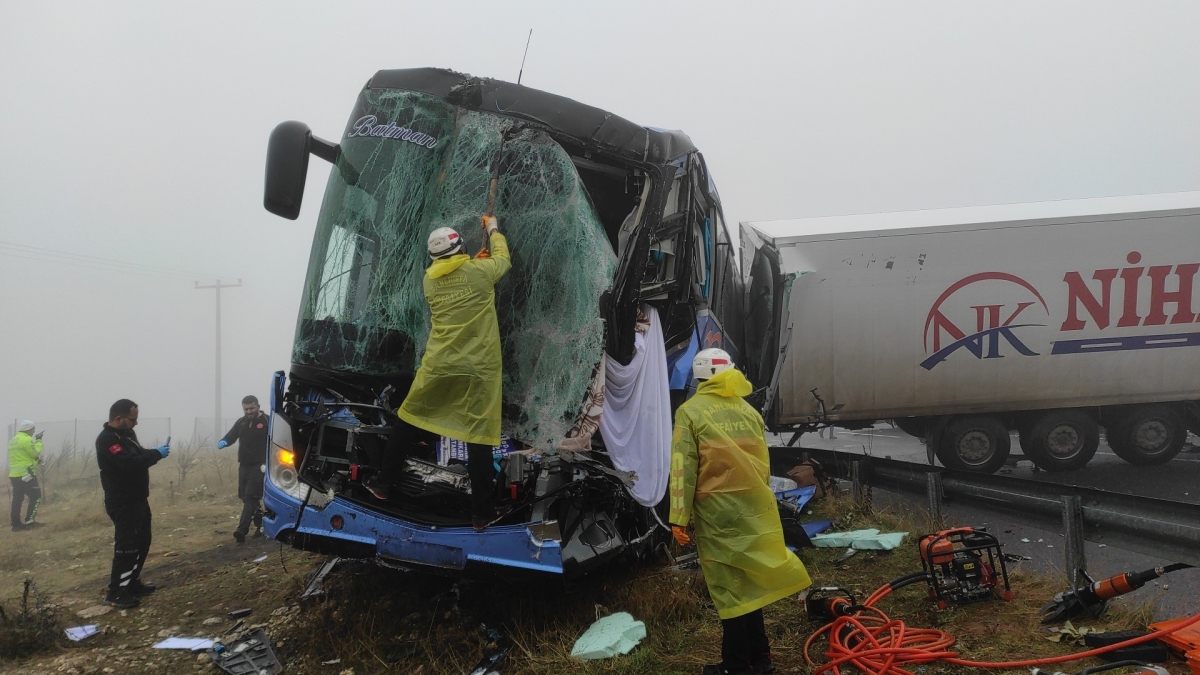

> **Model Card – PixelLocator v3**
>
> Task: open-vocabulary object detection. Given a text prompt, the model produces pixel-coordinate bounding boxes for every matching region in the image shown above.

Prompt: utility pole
[196,279,242,442]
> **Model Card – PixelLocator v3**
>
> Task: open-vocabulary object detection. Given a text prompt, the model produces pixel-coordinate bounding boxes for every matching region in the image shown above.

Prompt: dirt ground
[0,448,325,674]
[1,451,1194,674]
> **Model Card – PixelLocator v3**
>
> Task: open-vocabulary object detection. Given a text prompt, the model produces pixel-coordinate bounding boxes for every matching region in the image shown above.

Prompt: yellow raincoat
[669,369,812,619]
[398,232,511,446]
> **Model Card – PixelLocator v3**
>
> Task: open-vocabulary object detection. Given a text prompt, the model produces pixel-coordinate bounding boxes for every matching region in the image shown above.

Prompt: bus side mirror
[264,121,340,220]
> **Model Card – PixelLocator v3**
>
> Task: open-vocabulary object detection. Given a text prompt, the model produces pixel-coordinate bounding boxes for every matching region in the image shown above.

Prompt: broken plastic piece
[210,629,282,675]
[64,625,99,641]
[810,528,908,550]
[153,637,215,650]
[570,612,647,660]
[227,608,253,619]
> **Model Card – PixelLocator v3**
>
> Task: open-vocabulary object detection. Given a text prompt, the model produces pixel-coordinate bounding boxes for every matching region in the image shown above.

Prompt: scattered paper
[252,554,269,563]
[65,625,99,641]
[152,637,214,650]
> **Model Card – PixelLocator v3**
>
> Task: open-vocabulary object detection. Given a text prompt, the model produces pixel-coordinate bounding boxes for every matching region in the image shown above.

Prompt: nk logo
[920,272,1049,370]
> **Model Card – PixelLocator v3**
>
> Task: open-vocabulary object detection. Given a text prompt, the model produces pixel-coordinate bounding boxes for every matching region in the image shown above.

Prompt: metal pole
[196,279,241,444]
[1062,495,1087,585]
[926,472,944,526]
[73,418,78,453]
[215,280,221,439]
[850,460,864,504]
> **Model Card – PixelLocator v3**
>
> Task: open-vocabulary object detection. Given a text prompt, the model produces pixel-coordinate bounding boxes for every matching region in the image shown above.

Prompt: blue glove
[157,444,170,458]
[216,440,228,449]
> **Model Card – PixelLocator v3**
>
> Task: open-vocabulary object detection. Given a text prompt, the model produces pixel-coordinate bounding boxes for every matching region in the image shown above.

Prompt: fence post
[926,472,944,527]
[73,418,78,452]
[850,460,864,504]
[1062,495,1087,585]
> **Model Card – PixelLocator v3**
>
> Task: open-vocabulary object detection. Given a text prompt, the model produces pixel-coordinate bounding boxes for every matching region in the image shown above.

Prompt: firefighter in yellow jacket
[669,349,812,675]
[369,216,511,529]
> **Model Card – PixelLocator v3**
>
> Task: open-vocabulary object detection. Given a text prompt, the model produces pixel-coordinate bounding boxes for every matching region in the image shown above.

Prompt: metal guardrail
[770,446,1200,567]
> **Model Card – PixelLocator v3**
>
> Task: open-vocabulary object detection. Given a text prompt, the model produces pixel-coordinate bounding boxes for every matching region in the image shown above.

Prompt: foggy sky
[2,1,1198,431]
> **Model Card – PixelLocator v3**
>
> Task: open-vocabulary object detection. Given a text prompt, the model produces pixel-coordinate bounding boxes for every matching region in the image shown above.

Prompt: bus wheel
[1107,405,1187,466]
[1022,410,1099,472]
[937,415,1011,474]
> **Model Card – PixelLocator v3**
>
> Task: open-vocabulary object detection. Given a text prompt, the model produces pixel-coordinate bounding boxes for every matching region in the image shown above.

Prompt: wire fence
[4,417,241,458]
[2,416,250,509]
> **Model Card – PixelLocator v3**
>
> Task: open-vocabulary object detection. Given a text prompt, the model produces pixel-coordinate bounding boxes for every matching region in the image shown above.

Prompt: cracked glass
[295,89,617,448]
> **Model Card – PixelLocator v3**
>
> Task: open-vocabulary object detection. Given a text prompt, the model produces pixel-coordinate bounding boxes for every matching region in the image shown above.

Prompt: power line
[0,240,222,281]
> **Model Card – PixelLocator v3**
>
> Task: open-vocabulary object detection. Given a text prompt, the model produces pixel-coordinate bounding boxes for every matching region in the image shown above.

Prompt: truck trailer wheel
[1021,410,1099,472]
[936,415,1011,474]
[1106,405,1187,466]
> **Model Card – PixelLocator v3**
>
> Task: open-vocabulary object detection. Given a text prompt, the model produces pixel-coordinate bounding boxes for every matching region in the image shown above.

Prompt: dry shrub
[0,579,63,660]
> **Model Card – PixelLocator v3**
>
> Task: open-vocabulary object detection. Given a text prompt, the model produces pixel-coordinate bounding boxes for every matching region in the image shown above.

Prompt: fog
[2,1,1198,435]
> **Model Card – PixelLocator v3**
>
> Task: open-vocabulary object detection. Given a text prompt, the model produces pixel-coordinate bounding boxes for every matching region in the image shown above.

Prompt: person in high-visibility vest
[669,348,812,675]
[8,420,44,531]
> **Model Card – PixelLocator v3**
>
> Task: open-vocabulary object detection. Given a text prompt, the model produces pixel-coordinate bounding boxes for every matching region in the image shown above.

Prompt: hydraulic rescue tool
[1040,564,1194,624]
[804,587,860,624]
[919,527,1013,608]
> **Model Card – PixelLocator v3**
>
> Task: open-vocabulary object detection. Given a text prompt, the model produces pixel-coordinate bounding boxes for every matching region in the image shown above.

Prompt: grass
[1,453,1185,674]
[272,491,1176,675]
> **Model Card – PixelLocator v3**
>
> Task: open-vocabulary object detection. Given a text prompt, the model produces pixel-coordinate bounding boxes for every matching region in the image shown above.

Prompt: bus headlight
[267,415,302,498]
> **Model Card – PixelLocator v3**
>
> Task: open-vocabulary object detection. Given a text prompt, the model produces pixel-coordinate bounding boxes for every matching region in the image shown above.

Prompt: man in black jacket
[96,399,170,608]
[217,395,269,543]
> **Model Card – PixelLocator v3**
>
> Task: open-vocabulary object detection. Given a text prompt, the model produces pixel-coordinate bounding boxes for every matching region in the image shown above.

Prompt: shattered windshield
[296,89,617,448]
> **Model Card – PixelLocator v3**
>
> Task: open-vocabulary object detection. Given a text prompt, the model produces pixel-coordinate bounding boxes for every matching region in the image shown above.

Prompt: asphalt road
[771,424,1200,619]
[771,424,1200,505]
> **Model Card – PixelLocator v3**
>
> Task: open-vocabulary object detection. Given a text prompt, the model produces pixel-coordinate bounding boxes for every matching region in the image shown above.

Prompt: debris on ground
[152,636,215,650]
[810,528,908,550]
[569,611,647,660]
[210,628,282,674]
[64,624,99,641]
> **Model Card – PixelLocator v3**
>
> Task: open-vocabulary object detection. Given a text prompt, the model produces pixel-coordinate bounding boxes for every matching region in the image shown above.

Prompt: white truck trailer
[740,192,1200,474]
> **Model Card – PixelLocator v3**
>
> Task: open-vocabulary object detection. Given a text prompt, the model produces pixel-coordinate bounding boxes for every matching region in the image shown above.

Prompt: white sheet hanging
[598,305,672,506]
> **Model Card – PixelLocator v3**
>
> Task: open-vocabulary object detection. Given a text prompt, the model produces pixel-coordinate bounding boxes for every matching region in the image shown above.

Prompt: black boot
[105,588,140,609]
[127,580,157,597]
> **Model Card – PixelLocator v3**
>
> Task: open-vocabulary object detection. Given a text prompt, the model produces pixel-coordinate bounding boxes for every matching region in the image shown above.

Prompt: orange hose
[804,581,1200,674]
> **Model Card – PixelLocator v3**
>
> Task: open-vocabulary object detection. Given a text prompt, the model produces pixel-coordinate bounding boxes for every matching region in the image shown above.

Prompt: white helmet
[427,227,464,259]
[693,348,734,381]
[18,420,35,432]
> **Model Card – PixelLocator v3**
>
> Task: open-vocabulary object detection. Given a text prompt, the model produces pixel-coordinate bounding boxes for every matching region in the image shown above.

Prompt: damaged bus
[259,68,745,576]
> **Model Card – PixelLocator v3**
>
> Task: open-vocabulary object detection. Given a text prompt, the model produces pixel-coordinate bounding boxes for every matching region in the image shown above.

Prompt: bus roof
[369,68,696,165]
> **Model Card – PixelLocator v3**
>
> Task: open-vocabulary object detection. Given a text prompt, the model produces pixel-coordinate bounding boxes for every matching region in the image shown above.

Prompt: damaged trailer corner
[258,68,745,577]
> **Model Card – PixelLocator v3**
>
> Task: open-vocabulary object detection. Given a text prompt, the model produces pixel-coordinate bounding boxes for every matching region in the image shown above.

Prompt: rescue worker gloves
[482,215,499,236]
[672,525,692,547]
[156,444,170,459]
[216,440,228,449]
[20,472,34,483]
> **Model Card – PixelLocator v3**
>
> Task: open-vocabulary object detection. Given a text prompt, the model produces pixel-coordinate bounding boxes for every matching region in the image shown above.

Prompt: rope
[804,579,1200,675]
